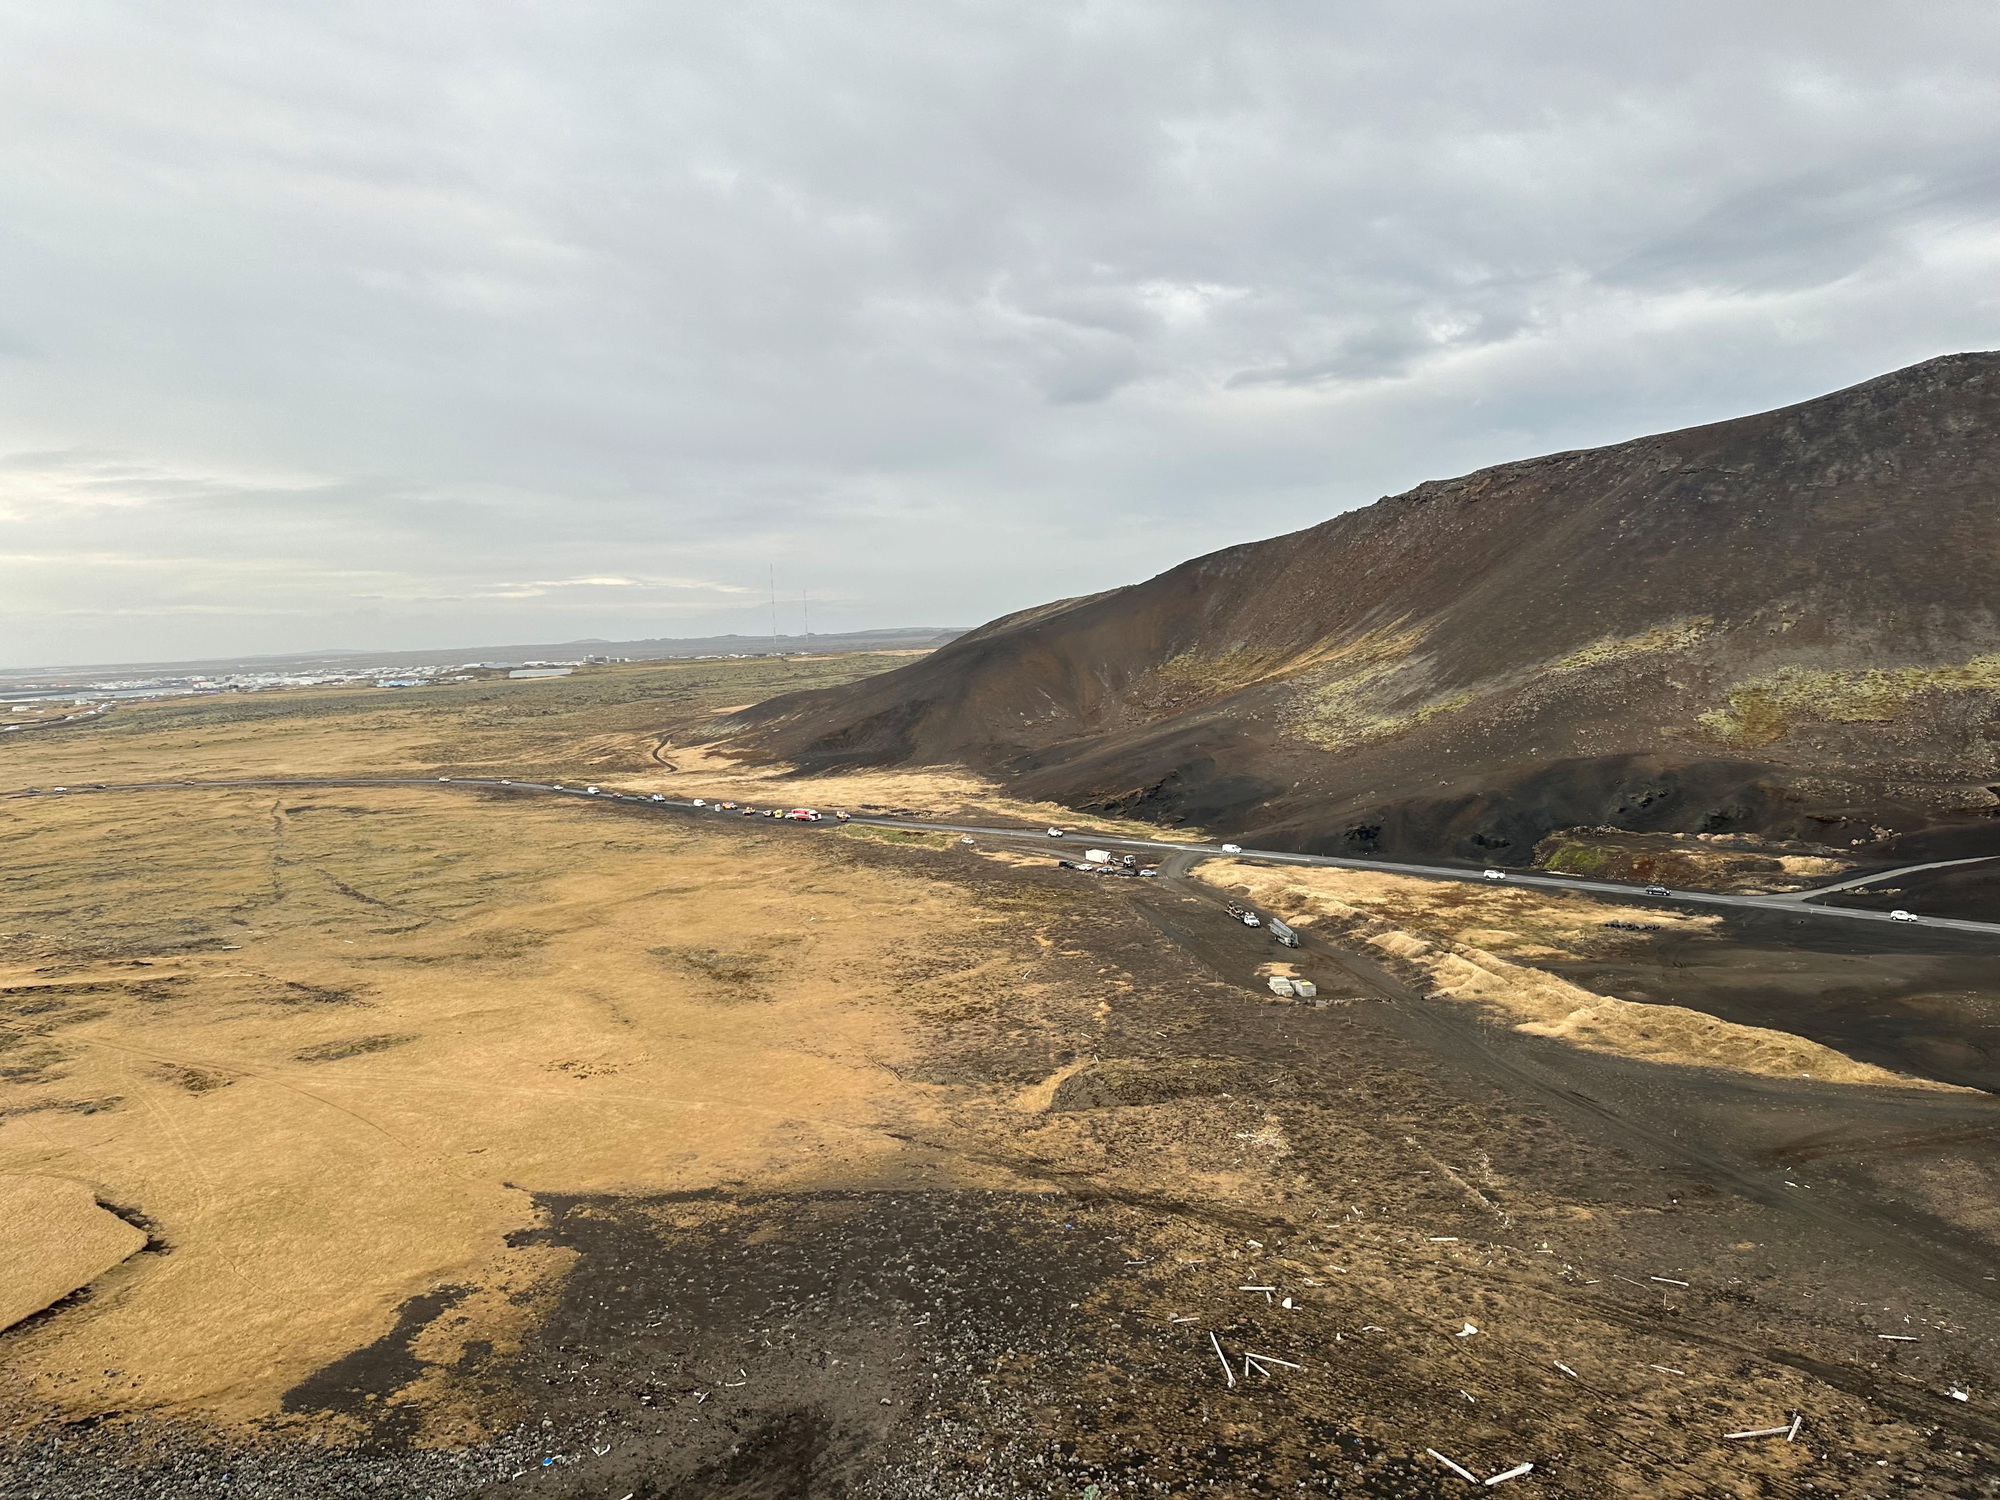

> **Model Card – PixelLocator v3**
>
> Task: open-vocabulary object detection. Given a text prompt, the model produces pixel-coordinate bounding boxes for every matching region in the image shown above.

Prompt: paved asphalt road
[13,773,2000,941]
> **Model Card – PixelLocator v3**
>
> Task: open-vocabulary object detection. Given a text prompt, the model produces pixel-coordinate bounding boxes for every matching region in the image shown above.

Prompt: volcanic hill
[723,352,2000,863]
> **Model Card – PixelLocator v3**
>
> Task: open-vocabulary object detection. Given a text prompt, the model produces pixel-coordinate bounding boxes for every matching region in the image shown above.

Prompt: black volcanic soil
[16,841,2000,1499]
[720,352,2000,868]
[1537,909,2000,1093]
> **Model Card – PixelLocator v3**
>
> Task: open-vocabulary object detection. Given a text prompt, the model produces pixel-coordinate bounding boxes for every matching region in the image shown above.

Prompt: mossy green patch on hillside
[1143,647,1298,705]
[1284,618,1710,756]
[1545,618,1712,675]
[1698,654,2000,746]
[1281,626,1452,752]
[1538,840,1614,875]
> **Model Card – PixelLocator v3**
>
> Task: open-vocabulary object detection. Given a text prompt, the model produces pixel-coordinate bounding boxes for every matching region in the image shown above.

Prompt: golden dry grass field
[0,782,1013,1425]
[4,657,2000,1499]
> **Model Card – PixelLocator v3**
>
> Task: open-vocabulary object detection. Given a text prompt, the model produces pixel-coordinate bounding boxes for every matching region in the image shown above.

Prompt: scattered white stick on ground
[1649,1365,1686,1375]
[1247,1352,1302,1369]
[1426,1449,1479,1484]
[1484,1463,1533,1486]
[1724,1425,1793,1439]
[1210,1331,1236,1388]
[1651,1276,1691,1287]
[1879,1334,1918,1341]
[1786,1414,1802,1442]
[1239,1285,1276,1292]
[1552,1361,1580,1380]
[1429,1237,1460,1242]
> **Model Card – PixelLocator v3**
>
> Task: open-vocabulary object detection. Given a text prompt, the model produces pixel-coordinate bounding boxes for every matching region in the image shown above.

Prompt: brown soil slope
[728,352,2000,863]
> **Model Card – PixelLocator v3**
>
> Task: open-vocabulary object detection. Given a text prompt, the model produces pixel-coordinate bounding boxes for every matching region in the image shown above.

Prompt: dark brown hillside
[723,352,2000,862]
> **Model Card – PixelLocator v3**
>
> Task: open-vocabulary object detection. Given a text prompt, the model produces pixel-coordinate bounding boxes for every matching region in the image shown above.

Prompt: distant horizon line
[0,625,969,681]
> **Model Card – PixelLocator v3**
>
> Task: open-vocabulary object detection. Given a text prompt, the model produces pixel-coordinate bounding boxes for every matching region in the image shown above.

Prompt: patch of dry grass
[1534,828,1857,893]
[0,784,1050,1423]
[1203,861,1962,1091]
[0,1175,148,1331]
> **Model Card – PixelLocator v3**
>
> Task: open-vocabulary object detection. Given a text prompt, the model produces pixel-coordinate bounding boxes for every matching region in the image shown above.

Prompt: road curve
[1772,853,2000,901]
[9,773,2000,939]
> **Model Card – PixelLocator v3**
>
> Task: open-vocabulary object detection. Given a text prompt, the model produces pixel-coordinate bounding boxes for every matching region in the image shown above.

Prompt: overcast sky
[2,1,1997,667]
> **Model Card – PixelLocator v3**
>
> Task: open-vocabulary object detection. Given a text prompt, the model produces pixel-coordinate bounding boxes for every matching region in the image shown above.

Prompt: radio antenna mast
[802,589,810,649]
[769,565,779,655]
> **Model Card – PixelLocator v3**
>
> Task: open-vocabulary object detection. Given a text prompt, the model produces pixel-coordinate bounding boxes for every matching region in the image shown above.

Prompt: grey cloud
[0,0,1997,665]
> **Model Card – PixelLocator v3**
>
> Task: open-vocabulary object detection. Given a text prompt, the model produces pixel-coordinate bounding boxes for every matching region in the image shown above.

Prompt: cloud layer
[3,0,1997,664]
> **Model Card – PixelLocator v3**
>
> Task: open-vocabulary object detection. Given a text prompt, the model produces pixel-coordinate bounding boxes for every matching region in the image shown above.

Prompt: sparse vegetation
[1535,827,1853,891]
[1280,624,1454,751]
[1544,616,1713,674]
[1698,652,2000,745]
[292,1033,417,1063]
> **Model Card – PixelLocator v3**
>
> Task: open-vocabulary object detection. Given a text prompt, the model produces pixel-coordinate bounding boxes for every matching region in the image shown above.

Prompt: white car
[585,785,600,795]
[650,793,666,802]
[1889,909,1918,923]
[692,798,705,806]
[1482,869,1506,880]
[1220,843,1242,854]
[1047,827,1066,838]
